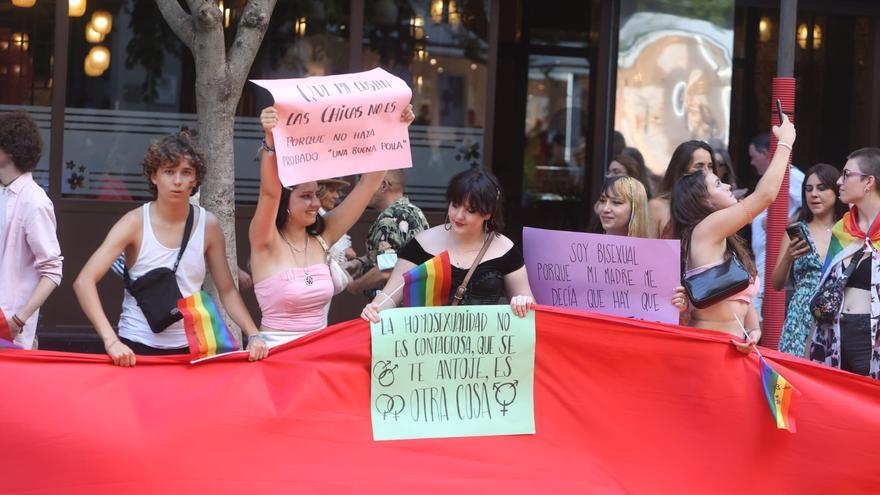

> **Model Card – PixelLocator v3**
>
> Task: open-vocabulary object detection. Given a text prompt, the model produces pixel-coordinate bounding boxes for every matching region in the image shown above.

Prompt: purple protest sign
[523,227,681,324]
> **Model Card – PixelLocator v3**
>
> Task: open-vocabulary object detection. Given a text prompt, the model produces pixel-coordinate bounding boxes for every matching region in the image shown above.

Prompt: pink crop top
[685,260,759,304]
[255,263,334,332]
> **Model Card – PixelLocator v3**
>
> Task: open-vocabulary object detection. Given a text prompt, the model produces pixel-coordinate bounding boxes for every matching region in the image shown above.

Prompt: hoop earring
[444,214,452,231]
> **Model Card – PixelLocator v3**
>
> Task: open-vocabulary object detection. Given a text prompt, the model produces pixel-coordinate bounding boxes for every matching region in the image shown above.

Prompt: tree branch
[227,0,277,89]
[154,0,195,51]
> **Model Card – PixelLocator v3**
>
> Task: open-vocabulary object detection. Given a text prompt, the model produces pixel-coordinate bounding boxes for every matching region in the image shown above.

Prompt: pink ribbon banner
[523,227,681,324]
[251,68,413,186]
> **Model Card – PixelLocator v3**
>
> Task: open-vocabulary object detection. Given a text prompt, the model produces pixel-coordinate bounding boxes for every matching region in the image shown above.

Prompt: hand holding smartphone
[776,98,785,122]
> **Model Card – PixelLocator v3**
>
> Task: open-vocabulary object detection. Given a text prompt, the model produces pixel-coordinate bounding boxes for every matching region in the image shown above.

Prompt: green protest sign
[370,305,536,441]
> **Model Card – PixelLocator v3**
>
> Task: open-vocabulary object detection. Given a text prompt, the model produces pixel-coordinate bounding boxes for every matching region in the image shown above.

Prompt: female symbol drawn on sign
[374,394,405,420]
[372,360,397,387]
[493,380,519,416]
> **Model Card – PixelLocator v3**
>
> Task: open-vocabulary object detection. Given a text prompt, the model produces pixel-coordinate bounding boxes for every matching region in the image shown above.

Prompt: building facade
[1,0,879,348]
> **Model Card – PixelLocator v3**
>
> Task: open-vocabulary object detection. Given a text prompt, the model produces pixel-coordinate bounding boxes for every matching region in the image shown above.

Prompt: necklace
[281,231,314,286]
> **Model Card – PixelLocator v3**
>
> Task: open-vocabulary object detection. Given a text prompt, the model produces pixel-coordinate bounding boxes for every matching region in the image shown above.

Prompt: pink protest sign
[523,227,681,324]
[251,68,413,186]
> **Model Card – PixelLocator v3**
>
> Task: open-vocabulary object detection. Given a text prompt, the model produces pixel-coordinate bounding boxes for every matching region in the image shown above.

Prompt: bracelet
[777,141,792,151]
[260,139,275,153]
[376,291,397,308]
[247,334,266,344]
[106,339,120,350]
[11,314,25,328]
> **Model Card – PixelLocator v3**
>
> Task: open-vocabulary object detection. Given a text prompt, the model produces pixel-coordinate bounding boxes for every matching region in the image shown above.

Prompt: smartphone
[786,224,810,246]
[776,98,785,122]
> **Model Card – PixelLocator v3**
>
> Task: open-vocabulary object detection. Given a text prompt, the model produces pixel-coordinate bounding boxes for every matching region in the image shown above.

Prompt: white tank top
[118,203,207,348]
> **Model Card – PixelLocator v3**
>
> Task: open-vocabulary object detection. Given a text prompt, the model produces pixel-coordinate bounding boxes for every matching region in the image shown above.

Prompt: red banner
[1,307,878,493]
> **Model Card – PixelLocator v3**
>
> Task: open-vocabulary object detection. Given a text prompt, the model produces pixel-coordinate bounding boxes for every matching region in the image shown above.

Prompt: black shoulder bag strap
[840,246,866,284]
[124,204,195,289]
[451,233,495,306]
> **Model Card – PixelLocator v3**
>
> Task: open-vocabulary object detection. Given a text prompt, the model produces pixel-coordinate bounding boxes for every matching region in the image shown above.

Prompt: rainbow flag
[759,357,798,432]
[822,207,880,274]
[402,251,453,307]
[178,291,239,359]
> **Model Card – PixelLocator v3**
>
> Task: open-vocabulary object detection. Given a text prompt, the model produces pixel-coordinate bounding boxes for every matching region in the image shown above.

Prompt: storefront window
[363,0,489,209]
[615,0,734,180]
[522,55,590,204]
[0,0,55,189]
[238,0,351,204]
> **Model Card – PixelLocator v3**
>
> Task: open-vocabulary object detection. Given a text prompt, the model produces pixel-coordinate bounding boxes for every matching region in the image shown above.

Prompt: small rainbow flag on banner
[759,357,798,432]
[402,251,453,307]
[178,291,239,359]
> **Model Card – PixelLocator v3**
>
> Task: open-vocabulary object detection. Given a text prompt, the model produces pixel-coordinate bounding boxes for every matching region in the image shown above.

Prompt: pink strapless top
[254,263,333,332]
[685,260,759,304]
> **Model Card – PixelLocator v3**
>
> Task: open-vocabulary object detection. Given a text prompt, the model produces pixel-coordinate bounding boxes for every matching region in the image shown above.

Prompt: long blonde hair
[603,176,649,238]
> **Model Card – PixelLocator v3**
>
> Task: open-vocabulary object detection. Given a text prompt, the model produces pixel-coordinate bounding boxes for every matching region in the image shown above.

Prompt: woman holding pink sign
[670,113,796,352]
[250,105,415,347]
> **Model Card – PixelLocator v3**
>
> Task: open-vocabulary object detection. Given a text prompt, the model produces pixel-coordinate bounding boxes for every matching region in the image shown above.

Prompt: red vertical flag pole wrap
[763,77,796,348]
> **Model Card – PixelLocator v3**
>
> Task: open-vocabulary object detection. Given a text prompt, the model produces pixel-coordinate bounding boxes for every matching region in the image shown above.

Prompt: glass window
[615,0,734,183]
[0,0,55,190]
[522,55,590,205]
[363,0,489,209]
[63,0,192,200]
[237,0,351,204]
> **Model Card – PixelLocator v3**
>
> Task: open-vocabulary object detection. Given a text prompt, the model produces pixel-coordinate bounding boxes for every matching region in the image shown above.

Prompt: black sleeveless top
[398,237,525,306]
[846,255,871,290]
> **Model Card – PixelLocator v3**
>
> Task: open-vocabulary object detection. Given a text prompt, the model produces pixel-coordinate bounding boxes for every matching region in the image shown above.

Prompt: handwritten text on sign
[370,305,536,441]
[523,227,681,323]
[251,68,413,186]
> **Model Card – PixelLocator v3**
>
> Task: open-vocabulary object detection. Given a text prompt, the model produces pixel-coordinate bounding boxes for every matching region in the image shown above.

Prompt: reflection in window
[0,0,55,189]
[522,55,589,204]
[363,0,488,208]
[615,2,734,177]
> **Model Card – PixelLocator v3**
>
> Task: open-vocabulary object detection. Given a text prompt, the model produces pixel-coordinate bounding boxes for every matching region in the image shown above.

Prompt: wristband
[11,314,25,328]
[777,141,792,151]
[260,139,275,153]
[376,291,397,308]
[247,334,266,345]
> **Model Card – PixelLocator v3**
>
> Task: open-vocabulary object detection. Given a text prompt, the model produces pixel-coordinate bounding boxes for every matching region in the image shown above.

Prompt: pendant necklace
[282,231,314,286]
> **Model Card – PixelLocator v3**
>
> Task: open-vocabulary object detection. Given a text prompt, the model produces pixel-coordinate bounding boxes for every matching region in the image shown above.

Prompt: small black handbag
[682,251,751,309]
[123,205,194,333]
[810,248,865,324]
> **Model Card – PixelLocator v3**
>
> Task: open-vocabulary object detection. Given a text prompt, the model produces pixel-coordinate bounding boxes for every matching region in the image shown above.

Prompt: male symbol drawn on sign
[373,360,397,386]
[374,394,406,420]
[493,380,519,416]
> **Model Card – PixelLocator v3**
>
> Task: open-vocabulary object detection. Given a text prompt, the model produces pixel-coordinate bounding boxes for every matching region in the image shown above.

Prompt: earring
[444,214,452,231]
[286,208,291,216]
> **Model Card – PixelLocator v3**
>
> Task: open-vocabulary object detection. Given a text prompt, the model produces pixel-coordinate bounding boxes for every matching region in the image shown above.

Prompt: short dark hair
[275,185,326,235]
[750,133,771,152]
[0,111,43,172]
[610,154,641,180]
[798,163,847,223]
[142,129,206,198]
[849,148,880,189]
[445,168,505,233]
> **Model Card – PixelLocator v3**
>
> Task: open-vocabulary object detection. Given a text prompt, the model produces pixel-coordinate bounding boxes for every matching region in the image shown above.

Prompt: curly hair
[142,129,206,197]
[0,111,43,173]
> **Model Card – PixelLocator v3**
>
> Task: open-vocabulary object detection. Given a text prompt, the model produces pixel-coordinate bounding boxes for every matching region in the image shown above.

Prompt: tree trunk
[155,0,277,342]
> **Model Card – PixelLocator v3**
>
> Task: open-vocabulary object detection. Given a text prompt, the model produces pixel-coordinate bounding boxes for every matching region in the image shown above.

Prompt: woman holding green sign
[361,168,535,322]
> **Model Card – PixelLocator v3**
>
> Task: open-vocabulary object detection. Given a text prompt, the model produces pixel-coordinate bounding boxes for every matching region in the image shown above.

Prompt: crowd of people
[1,106,879,380]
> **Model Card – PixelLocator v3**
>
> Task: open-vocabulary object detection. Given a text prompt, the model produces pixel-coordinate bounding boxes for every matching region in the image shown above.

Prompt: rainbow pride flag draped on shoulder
[822,207,880,274]
[178,291,240,359]
[402,251,453,307]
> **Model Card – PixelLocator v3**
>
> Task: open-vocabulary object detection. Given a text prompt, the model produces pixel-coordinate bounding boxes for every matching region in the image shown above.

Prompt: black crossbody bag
[123,205,194,333]
[682,242,751,310]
